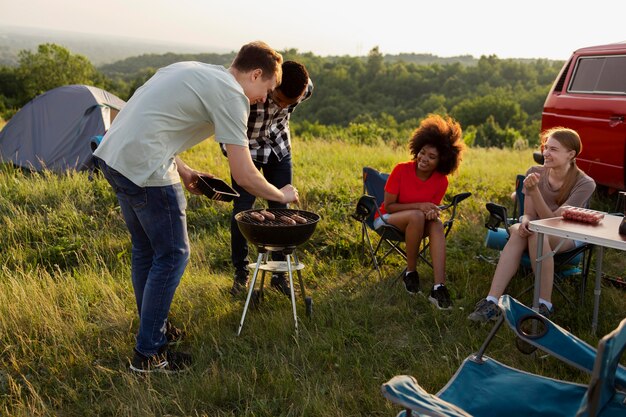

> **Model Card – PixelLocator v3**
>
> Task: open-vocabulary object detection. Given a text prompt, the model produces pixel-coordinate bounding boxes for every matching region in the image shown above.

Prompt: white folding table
[529,214,626,333]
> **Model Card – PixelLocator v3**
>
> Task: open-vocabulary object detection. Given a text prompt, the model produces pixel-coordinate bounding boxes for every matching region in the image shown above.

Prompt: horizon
[2,1,625,61]
[1,24,535,61]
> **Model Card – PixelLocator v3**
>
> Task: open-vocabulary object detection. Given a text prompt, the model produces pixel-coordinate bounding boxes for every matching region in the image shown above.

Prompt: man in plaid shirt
[222,61,314,296]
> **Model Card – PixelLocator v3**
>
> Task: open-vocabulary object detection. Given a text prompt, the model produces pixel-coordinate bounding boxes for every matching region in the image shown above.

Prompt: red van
[542,42,626,191]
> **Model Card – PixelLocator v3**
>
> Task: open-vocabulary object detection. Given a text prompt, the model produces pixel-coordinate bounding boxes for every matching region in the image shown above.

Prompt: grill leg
[286,254,299,334]
[258,259,267,298]
[293,252,307,300]
[237,252,266,336]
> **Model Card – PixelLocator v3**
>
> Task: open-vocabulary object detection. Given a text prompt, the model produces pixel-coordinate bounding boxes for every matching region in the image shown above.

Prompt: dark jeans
[95,157,190,356]
[230,153,292,273]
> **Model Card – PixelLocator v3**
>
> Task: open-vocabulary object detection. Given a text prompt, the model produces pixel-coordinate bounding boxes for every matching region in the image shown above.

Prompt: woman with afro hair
[373,114,465,309]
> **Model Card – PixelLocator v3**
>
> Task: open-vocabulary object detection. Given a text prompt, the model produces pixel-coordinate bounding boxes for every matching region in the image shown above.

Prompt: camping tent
[0,85,125,172]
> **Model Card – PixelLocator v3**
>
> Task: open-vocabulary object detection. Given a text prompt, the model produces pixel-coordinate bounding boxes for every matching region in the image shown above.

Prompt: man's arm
[175,156,204,195]
[225,144,298,204]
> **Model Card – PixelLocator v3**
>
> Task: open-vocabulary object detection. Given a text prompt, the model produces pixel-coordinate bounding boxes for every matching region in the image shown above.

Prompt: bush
[473,116,524,148]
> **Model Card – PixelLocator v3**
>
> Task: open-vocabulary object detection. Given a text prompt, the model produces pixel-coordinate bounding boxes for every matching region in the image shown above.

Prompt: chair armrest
[351,194,405,240]
[436,192,471,238]
[584,317,626,413]
[485,203,509,233]
[438,192,471,210]
[500,295,599,375]
[351,195,378,222]
[381,375,472,417]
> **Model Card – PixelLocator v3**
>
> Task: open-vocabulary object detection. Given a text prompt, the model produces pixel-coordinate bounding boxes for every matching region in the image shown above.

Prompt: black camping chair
[483,174,594,305]
[351,166,471,281]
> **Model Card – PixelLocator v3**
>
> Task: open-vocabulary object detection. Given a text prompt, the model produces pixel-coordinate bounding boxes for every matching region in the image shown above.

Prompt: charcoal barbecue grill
[236,208,320,248]
[235,208,321,335]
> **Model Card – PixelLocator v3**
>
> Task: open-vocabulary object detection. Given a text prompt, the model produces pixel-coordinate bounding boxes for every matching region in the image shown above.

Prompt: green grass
[0,140,624,416]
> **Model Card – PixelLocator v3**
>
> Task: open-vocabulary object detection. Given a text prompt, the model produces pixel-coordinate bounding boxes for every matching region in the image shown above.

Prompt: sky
[1,0,625,59]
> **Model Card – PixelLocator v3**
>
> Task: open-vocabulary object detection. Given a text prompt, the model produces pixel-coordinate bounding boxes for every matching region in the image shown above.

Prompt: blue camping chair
[483,174,594,305]
[381,295,626,417]
[351,166,471,281]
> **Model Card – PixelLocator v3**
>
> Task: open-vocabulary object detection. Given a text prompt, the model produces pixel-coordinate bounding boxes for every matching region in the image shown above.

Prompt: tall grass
[0,139,624,416]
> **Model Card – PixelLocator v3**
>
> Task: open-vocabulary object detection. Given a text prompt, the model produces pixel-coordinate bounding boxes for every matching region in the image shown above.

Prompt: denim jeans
[230,153,292,272]
[95,157,190,356]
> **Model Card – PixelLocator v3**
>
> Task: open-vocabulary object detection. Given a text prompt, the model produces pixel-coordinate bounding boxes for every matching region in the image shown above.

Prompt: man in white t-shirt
[93,41,299,373]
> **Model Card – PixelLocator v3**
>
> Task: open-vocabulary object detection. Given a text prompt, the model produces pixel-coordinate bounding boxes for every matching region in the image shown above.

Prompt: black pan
[197,175,239,202]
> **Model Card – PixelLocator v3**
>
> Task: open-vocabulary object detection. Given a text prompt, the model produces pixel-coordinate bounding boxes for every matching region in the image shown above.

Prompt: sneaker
[468,298,501,323]
[230,270,249,296]
[429,285,453,310]
[270,274,292,297]
[538,303,555,319]
[403,271,420,294]
[129,346,192,374]
[165,321,185,344]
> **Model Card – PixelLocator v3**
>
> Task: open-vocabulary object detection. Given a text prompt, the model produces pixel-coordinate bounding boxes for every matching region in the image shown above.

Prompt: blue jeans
[230,153,292,272]
[95,157,190,356]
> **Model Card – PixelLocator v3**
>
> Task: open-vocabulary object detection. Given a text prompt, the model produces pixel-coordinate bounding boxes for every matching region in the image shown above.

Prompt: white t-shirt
[94,62,249,186]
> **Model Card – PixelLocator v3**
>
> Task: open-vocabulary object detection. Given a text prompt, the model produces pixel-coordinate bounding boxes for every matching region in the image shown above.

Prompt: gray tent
[0,85,125,172]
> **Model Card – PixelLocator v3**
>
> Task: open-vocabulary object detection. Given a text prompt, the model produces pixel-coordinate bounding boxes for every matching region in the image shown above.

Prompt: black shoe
[403,271,420,294]
[230,270,249,296]
[468,298,501,323]
[165,320,185,344]
[129,346,192,374]
[429,284,453,310]
[270,274,292,297]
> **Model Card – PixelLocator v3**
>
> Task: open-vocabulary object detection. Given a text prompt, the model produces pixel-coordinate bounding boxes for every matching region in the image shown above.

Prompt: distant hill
[0,26,230,66]
[0,25,560,84]
[99,52,237,79]
[99,52,488,81]
[384,52,477,66]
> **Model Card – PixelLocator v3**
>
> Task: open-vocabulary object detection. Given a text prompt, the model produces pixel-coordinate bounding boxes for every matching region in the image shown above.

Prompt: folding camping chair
[351,166,471,281]
[381,294,626,417]
[483,174,594,305]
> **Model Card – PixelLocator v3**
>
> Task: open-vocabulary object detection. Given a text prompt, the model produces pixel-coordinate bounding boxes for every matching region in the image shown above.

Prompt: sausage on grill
[259,210,275,220]
[249,211,265,222]
[291,214,307,224]
[279,216,297,225]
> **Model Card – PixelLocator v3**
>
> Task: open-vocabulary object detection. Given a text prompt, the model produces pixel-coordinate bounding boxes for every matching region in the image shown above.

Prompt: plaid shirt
[221,79,313,163]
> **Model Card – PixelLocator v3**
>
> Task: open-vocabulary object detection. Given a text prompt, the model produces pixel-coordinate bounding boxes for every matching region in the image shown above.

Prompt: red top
[377,161,448,217]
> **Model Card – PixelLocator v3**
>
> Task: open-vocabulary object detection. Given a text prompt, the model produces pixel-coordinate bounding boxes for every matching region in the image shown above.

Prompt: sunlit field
[0,138,624,416]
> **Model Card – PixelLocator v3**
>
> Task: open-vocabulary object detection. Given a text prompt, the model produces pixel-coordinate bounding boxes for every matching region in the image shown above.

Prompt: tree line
[0,44,564,148]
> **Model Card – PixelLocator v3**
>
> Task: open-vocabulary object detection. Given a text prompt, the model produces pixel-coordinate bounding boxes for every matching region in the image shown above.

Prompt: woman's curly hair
[409,114,465,175]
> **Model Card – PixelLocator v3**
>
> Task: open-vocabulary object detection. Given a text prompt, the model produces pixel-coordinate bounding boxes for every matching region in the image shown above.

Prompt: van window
[568,55,626,95]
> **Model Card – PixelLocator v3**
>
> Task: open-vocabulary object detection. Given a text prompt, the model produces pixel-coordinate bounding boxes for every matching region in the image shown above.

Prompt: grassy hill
[0,139,624,416]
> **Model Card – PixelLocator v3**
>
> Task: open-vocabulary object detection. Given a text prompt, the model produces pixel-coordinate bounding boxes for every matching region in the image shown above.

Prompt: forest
[0,43,565,148]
